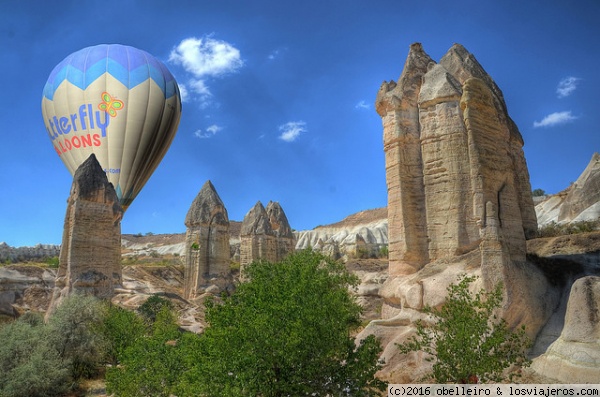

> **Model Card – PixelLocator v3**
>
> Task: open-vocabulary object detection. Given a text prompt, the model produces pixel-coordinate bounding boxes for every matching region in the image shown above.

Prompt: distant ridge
[314,207,387,230]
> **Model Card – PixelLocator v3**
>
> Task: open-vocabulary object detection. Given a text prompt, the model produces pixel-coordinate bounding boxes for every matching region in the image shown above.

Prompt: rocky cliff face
[46,154,123,317]
[183,180,232,299]
[536,153,600,226]
[0,243,60,263]
[295,208,388,260]
[532,276,600,382]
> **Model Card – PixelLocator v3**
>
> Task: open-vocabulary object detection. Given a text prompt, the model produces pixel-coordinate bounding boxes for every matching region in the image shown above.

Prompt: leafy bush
[0,313,70,397]
[46,294,108,379]
[181,249,386,396]
[104,250,385,397]
[102,304,146,362]
[137,294,173,324]
[106,307,184,397]
[45,256,60,268]
[397,275,531,383]
[0,295,108,396]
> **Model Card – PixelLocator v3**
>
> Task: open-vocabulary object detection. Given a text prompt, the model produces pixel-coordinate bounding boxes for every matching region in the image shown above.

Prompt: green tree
[105,306,185,397]
[180,249,385,397]
[532,188,546,197]
[102,304,146,362]
[397,275,531,383]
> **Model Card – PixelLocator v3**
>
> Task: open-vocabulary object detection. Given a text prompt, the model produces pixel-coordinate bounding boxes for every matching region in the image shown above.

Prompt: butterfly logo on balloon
[98,92,124,117]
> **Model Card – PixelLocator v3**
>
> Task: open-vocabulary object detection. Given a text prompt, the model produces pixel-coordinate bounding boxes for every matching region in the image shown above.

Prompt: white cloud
[278,121,306,142]
[556,76,581,98]
[178,84,190,103]
[194,124,223,138]
[169,36,242,106]
[533,111,578,128]
[169,36,243,78]
[355,100,370,110]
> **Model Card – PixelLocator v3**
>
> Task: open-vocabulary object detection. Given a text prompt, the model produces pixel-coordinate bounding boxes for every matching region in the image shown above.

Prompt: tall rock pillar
[184,180,230,299]
[47,154,123,317]
[240,201,277,270]
[376,43,433,276]
[378,43,538,276]
[266,201,296,262]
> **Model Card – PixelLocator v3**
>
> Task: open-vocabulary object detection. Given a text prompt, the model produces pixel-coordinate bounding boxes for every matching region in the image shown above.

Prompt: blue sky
[1,0,599,246]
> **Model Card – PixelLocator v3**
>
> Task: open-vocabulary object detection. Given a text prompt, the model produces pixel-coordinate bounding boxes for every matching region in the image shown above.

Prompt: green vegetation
[538,219,599,237]
[45,256,60,268]
[106,250,385,397]
[0,295,107,397]
[2,251,385,396]
[187,249,386,396]
[532,188,546,197]
[396,275,531,384]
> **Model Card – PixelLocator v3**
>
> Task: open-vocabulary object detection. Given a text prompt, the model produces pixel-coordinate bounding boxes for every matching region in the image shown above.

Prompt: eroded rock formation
[183,180,231,299]
[532,276,600,382]
[240,201,295,268]
[361,43,557,382]
[536,152,600,226]
[266,201,296,262]
[240,201,277,269]
[46,154,123,317]
[377,42,537,276]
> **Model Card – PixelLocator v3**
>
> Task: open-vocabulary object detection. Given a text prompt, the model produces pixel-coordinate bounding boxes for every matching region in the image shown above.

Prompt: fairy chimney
[266,201,296,262]
[240,201,277,270]
[46,154,123,317]
[184,180,230,299]
[377,43,537,276]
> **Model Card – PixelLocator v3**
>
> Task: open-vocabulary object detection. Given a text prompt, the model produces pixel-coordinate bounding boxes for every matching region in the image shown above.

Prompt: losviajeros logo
[46,92,124,156]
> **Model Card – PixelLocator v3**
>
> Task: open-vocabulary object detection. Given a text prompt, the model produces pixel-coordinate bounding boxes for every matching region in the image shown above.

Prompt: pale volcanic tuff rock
[361,43,555,383]
[266,201,296,262]
[536,153,600,226]
[532,276,600,382]
[240,201,277,269]
[0,243,60,263]
[377,42,537,276]
[46,154,123,317]
[183,180,232,299]
[295,211,388,260]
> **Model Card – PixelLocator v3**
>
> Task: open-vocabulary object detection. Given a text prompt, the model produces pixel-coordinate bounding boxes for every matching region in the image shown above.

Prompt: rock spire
[266,201,296,262]
[377,43,537,276]
[240,200,295,269]
[240,201,277,269]
[46,154,123,317]
[184,180,230,299]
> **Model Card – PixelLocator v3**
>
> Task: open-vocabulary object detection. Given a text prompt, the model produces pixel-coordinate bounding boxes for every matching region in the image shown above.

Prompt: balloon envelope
[41,44,182,211]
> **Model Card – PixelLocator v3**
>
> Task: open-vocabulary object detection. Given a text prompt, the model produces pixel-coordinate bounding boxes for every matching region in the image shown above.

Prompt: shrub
[396,275,531,383]
[137,294,173,324]
[0,314,70,397]
[45,256,60,268]
[538,219,600,237]
[105,307,185,397]
[102,304,146,362]
[46,294,108,379]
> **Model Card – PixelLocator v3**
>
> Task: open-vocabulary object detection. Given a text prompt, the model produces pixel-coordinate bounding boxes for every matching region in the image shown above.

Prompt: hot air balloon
[41,44,182,211]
